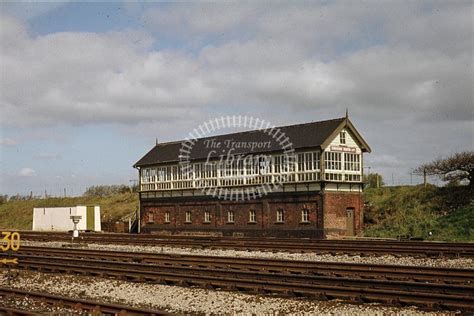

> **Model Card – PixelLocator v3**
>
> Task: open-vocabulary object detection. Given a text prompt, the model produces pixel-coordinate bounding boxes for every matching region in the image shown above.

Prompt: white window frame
[297,153,305,171]
[304,153,312,171]
[344,153,360,171]
[325,173,343,181]
[258,156,270,175]
[185,211,192,223]
[142,168,151,183]
[204,211,211,223]
[340,131,346,144]
[276,209,284,223]
[301,209,310,223]
[158,168,165,182]
[314,151,320,170]
[148,212,154,223]
[227,211,235,223]
[325,152,342,170]
[249,210,256,223]
[143,149,325,192]
[164,211,170,223]
[297,151,321,172]
[345,174,361,182]
[273,155,281,173]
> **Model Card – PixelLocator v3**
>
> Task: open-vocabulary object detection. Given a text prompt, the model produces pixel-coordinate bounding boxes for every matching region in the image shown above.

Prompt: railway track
[17,231,474,257]
[0,287,170,315]
[2,246,474,312]
[9,246,474,284]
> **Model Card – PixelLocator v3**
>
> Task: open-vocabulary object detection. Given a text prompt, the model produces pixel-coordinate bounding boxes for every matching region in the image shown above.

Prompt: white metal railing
[139,150,363,191]
[139,170,361,192]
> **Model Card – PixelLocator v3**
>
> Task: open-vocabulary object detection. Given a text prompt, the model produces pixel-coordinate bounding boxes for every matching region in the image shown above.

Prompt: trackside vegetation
[363,185,473,242]
[1,184,472,242]
[0,192,137,230]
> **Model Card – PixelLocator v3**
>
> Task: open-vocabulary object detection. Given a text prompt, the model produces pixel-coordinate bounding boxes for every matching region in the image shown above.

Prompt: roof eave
[133,145,326,168]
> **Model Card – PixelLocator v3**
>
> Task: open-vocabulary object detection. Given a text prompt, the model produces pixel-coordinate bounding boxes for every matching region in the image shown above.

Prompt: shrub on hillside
[8,194,32,201]
[83,185,130,197]
[0,195,8,204]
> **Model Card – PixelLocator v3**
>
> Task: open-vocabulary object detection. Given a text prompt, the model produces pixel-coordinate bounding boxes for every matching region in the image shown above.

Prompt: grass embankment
[363,185,473,242]
[0,193,138,230]
[1,185,472,242]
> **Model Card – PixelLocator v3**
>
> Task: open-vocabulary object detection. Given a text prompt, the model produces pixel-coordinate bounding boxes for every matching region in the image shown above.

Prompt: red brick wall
[141,191,362,238]
[140,193,324,238]
[267,201,319,229]
[323,192,363,237]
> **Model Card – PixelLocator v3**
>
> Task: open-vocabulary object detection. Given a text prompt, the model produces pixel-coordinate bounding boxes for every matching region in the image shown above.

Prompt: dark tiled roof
[134,117,346,167]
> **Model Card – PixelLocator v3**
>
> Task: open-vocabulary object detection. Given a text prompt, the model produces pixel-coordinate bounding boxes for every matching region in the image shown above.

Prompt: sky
[0,1,472,197]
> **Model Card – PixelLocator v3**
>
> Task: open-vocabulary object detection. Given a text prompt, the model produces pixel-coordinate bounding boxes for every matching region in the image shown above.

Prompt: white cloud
[0,16,210,126]
[18,168,36,177]
[0,2,471,195]
[141,2,472,58]
[1,2,470,128]
[0,138,18,146]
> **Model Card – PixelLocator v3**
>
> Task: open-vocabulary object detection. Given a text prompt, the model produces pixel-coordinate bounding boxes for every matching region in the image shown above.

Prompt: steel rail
[16,231,474,257]
[0,287,172,315]
[10,254,474,296]
[16,231,474,247]
[2,254,474,312]
[26,237,474,257]
[11,231,474,245]
[0,306,36,315]
[9,246,474,285]
[17,230,474,247]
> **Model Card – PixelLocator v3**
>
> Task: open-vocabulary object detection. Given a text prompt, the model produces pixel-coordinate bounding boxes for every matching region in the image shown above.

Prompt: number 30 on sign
[1,232,20,251]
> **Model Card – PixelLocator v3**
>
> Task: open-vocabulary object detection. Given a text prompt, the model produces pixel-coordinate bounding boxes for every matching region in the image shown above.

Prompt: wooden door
[86,206,95,231]
[346,208,354,236]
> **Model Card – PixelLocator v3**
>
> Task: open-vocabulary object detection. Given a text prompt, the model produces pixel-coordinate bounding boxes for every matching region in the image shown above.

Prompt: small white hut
[32,206,101,231]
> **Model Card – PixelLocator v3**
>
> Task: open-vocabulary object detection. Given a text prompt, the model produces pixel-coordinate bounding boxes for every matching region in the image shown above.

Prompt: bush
[0,195,8,205]
[83,185,130,197]
[8,194,30,201]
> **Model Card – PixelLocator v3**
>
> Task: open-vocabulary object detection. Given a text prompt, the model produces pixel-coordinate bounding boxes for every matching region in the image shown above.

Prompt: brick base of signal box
[140,191,363,239]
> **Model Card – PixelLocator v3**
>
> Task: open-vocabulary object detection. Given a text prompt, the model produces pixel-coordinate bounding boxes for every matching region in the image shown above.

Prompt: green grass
[363,185,473,242]
[430,204,474,242]
[1,185,472,242]
[0,193,138,230]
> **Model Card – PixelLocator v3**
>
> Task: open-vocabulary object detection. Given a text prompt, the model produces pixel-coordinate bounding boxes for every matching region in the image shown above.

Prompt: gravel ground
[0,270,459,315]
[22,240,474,269]
[0,294,82,314]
